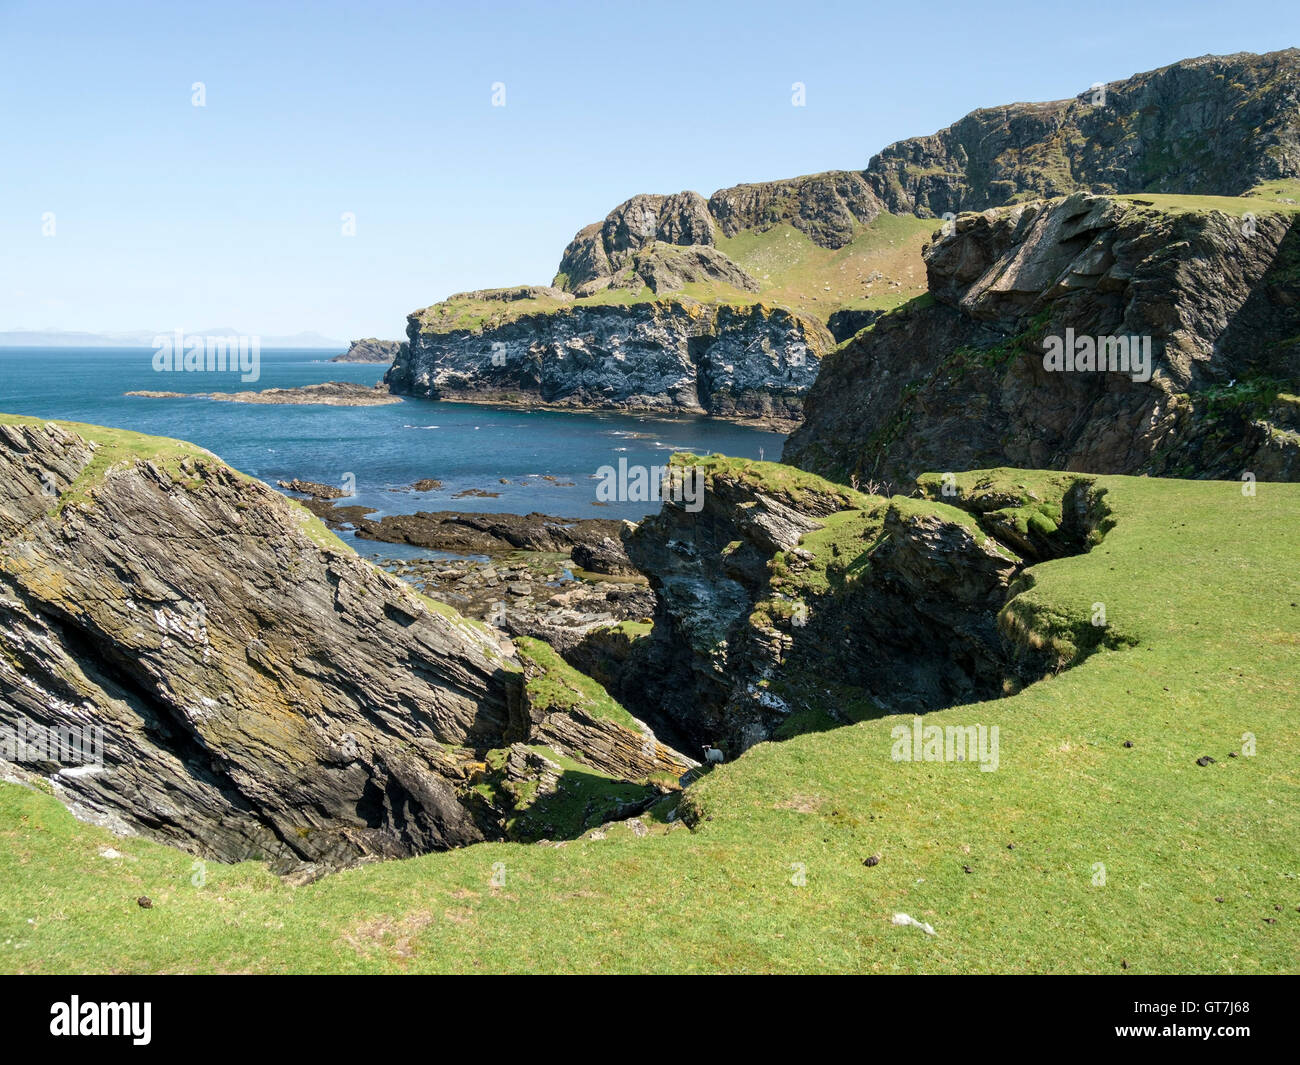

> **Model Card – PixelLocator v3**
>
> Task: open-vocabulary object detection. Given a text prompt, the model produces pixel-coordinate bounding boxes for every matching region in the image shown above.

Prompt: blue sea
[0,348,785,559]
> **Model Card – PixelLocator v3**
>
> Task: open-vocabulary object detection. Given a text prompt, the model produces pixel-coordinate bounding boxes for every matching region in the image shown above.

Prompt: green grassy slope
[3,470,1297,973]
[411,214,939,335]
[714,213,937,319]
[412,182,1300,341]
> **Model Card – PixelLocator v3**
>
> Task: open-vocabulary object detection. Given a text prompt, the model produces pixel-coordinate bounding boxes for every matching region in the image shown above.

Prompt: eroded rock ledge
[0,418,690,873]
[613,455,1121,755]
[785,193,1300,484]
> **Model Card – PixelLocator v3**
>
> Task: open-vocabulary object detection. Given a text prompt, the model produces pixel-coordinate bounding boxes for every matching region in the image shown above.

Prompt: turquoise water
[0,347,785,557]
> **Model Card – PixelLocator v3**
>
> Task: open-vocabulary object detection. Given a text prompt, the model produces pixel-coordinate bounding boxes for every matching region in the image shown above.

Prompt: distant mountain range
[0,328,346,349]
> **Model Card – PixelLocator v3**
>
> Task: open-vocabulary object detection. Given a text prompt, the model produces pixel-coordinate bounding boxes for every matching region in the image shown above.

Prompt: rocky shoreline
[376,551,653,653]
[126,381,401,406]
[278,485,655,673]
[287,491,634,561]
[394,389,802,433]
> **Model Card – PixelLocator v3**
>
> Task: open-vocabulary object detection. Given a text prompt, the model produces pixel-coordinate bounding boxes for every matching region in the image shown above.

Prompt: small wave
[403,424,440,430]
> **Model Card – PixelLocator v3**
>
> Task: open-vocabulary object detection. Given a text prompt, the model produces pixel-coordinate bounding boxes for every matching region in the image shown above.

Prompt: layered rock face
[388,300,826,421]
[0,419,689,870]
[618,458,1113,755]
[864,49,1300,216]
[785,193,1300,484]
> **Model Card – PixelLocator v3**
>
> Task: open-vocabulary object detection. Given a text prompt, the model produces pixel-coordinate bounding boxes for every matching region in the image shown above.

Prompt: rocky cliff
[0,417,690,871]
[554,174,885,295]
[786,192,1300,483]
[388,298,827,423]
[615,456,1118,755]
[864,49,1300,217]
[388,50,1300,423]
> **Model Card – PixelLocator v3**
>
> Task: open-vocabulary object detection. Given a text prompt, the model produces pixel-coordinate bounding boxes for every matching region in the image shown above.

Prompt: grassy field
[3,469,1297,973]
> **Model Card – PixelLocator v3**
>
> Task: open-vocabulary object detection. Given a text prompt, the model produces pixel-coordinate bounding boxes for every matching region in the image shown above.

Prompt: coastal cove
[0,348,786,550]
[4,19,1300,987]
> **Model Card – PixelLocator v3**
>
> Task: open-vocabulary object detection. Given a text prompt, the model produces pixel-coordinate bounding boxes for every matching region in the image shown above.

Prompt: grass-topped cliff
[786,188,1300,483]
[391,49,1300,426]
[0,416,693,871]
[393,209,938,429]
[3,454,1297,972]
[413,211,938,336]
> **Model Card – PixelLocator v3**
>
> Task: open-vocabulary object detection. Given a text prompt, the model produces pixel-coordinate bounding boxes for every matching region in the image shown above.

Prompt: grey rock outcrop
[864,49,1300,217]
[0,419,688,870]
[556,191,720,292]
[388,300,826,423]
[554,175,886,295]
[618,459,1113,754]
[708,170,884,248]
[785,193,1300,483]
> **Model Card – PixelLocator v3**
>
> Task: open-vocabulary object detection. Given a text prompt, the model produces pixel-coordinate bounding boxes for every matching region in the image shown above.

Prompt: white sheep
[702,745,725,765]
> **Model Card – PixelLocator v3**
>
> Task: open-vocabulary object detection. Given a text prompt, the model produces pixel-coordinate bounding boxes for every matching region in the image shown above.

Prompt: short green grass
[514,636,638,730]
[3,471,1297,973]
[475,744,652,843]
[1244,178,1300,206]
[715,214,938,319]
[1118,184,1300,218]
[670,451,874,513]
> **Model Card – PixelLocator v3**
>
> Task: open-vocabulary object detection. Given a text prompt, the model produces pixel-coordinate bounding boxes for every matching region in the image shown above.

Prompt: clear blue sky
[2,0,1296,340]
